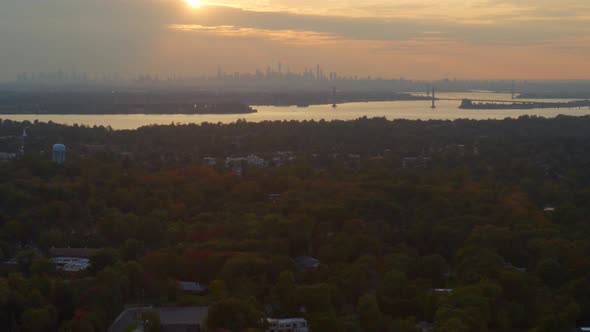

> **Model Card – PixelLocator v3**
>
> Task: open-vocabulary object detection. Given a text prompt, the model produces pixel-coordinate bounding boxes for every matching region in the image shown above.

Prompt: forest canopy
[0,116,590,332]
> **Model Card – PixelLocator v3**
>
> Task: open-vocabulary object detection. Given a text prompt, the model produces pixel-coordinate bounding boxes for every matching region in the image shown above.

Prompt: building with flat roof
[49,247,100,258]
[52,257,90,272]
[266,318,309,332]
[177,281,207,293]
[109,307,208,332]
[294,256,320,270]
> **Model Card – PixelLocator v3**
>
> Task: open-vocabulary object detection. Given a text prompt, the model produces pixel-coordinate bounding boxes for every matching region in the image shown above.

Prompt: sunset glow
[1,0,590,80]
[183,0,201,8]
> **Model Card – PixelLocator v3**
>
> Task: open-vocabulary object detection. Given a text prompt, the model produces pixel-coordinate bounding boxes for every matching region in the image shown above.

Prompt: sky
[1,0,589,80]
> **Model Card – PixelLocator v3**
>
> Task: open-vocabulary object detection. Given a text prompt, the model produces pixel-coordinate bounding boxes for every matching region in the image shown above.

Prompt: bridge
[417,92,590,110]
[437,98,537,103]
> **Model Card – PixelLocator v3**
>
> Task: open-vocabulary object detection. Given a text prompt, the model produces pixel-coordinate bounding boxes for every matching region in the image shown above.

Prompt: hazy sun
[183,0,201,8]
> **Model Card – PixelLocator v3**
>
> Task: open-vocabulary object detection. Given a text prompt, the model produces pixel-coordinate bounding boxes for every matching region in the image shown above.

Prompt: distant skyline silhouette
[1,0,589,81]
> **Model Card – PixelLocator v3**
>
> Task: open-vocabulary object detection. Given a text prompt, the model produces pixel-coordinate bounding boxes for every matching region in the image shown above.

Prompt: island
[0,90,429,115]
[459,98,590,110]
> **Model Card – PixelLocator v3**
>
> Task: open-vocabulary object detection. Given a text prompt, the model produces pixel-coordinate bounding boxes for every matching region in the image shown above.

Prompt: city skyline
[1,0,590,81]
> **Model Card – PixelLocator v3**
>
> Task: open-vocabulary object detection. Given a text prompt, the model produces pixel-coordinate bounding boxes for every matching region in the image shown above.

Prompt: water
[1,92,588,130]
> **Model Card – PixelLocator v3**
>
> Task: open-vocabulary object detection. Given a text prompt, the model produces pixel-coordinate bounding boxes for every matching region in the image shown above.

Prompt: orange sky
[1,0,589,80]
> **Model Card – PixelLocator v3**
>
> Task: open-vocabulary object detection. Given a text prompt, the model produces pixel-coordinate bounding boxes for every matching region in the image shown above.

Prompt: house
[52,257,90,272]
[225,155,268,174]
[49,247,100,258]
[294,256,320,270]
[225,157,246,174]
[0,152,17,161]
[416,321,434,332]
[266,318,309,332]
[202,157,217,167]
[432,288,453,293]
[109,307,209,332]
[0,259,18,274]
[402,156,431,169]
[505,262,527,273]
[268,194,282,202]
[177,281,207,293]
[272,151,296,166]
[246,154,268,168]
[84,144,107,152]
[49,247,100,273]
[159,307,208,332]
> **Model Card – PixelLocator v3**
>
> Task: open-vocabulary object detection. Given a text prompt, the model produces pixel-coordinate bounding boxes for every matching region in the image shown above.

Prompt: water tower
[52,144,66,164]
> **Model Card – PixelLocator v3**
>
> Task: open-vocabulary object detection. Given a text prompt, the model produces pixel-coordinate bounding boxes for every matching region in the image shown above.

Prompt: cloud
[168,24,342,45]
[0,0,588,80]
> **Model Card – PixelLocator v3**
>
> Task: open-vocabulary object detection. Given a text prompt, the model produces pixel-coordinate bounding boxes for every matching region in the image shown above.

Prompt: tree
[31,257,56,276]
[21,305,58,332]
[16,249,36,273]
[274,271,296,313]
[141,310,161,332]
[209,280,228,301]
[535,258,567,288]
[120,239,144,261]
[455,247,504,283]
[414,255,449,286]
[52,280,77,322]
[207,298,263,331]
[436,317,470,332]
[89,248,119,274]
[390,317,419,332]
[357,293,383,332]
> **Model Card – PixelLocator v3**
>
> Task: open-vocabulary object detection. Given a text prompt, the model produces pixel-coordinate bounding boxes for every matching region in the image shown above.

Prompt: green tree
[141,310,161,332]
[31,257,56,276]
[357,293,383,332]
[535,258,567,288]
[121,239,145,261]
[89,248,120,274]
[436,317,470,332]
[209,279,227,301]
[16,249,36,273]
[207,298,263,331]
[21,305,58,332]
[274,271,296,313]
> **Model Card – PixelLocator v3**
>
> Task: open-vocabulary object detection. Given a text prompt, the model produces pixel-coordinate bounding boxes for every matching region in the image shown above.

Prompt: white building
[203,157,217,167]
[51,257,90,272]
[246,154,268,168]
[225,155,268,174]
[0,152,17,161]
[266,318,309,332]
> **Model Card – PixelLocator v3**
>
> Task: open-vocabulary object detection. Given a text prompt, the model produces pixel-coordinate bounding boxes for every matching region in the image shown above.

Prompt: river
[1,92,589,130]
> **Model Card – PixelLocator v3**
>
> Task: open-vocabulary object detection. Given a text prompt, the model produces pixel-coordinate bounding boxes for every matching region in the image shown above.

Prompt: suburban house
[49,247,100,273]
[266,318,309,332]
[177,281,208,293]
[109,306,209,332]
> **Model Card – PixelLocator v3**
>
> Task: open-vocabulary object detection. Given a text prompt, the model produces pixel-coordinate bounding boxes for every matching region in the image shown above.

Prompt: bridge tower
[431,87,436,109]
[511,80,516,99]
[331,87,338,108]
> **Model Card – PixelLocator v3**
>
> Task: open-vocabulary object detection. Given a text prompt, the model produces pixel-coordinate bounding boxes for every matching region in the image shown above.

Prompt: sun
[183,0,201,8]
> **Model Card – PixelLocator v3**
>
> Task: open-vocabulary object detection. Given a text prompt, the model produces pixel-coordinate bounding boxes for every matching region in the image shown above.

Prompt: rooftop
[108,307,208,332]
[177,281,207,292]
[49,247,100,258]
[52,257,90,272]
[294,256,320,269]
